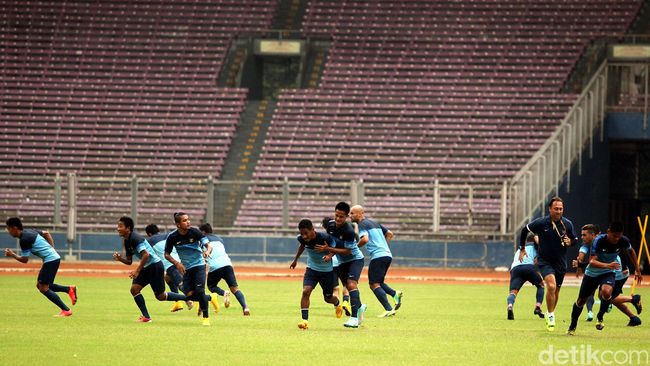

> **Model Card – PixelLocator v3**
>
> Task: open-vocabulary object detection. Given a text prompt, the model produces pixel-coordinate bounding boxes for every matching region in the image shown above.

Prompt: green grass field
[1,275,648,366]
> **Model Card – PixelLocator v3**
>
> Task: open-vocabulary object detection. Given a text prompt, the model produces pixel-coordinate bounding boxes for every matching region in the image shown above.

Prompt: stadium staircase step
[213,99,276,228]
[302,41,329,89]
[218,40,248,87]
[271,0,308,35]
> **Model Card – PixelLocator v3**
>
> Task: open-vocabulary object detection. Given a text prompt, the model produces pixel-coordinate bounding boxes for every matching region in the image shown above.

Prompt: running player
[507,233,544,320]
[4,217,77,317]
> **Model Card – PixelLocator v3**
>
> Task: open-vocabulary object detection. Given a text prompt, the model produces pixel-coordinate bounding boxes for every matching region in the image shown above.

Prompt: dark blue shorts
[338,258,364,283]
[509,265,543,291]
[303,267,336,297]
[207,265,238,289]
[38,259,60,285]
[132,261,166,295]
[368,256,392,284]
[537,260,566,287]
[578,272,616,299]
[333,265,346,285]
[166,265,183,289]
[182,265,206,295]
[612,277,628,299]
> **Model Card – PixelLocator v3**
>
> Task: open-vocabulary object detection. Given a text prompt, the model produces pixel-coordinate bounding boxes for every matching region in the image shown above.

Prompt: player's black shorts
[207,265,238,290]
[38,259,60,285]
[165,265,183,289]
[509,264,543,291]
[578,272,616,299]
[303,267,336,297]
[182,264,206,295]
[612,277,628,299]
[537,260,566,287]
[338,258,364,283]
[368,256,392,284]
[132,261,166,295]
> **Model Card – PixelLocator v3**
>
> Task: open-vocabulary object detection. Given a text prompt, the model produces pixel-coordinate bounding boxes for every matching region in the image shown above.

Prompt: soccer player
[609,252,643,327]
[199,223,250,316]
[567,221,643,335]
[164,212,219,326]
[519,196,577,331]
[507,233,544,320]
[4,217,77,317]
[349,205,403,318]
[113,216,189,323]
[571,224,599,321]
[290,219,344,330]
[145,224,193,312]
[322,202,368,328]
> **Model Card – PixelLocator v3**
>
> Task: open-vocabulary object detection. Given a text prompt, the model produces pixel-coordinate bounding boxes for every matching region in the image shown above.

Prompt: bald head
[350,205,365,223]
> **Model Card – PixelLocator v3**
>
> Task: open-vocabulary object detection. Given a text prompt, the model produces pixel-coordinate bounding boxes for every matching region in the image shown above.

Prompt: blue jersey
[123,231,160,268]
[205,234,232,272]
[297,231,335,272]
[585,234,632,277]
[324,219,364,263]
[149,233,180,271]
[18,229,60,263]
[510,244,537,270]
[524,216,576,269]
[164,227,209,270]
[357,218,392,260]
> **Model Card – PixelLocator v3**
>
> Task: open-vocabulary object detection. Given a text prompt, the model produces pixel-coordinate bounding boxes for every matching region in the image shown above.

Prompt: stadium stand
[234,0,644,234]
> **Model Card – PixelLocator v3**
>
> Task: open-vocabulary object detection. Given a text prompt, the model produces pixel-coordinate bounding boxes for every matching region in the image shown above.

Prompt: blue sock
[570,302,583,329]
[535,287,544,304]
[200,292,210,318]
[43,289,69,311]
[586,295,595,312]
[301,308,309,321]
[165,292,186,301]
[234,290,248,309]
[380,283,396,297]
[343,294,350,303]
[507,293,516,307]
[213,286,225,296]
[349,289,361,317]
[372,287,392,311]
[133,293,150,318]
[49,283,69,293]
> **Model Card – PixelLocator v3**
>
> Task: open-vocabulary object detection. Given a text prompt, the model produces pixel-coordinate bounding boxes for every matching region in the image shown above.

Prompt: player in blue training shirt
[350,205,403,318]
[199,223,250,316]
[571,224,599,321]
[4,217,77,317]
[567,222,643,335]
[507,233,544,320]
[321,202,368,328]
[290,219,344,330]
[113,216,189,323]
[519,196,577,331]
[164,212,219,326]
[145,224,193,313]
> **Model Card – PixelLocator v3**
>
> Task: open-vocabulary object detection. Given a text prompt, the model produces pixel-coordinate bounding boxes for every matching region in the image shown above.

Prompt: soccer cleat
[566,328,576,336]
[632,294,643,314]
[596,320,605,330]
[170,301,184,312]
[627,316,642,327]
[507,308,514,320]
[209,293,219,313]
[136,315,152,323]
[394,290,403,310]
[186,300,194,310]
[335,304,343,319]
[68,286,77,306]
[343,317,359,328]
[298,320,308,330]
[55,309,72,317]
[342,300,351,316]
[586,311,594,321]
[202,317,210,326]
[243,308,251,316]
[223,291,231,308]
[378,310,396,318]
[533,307,544,319]
[357,304,367,326]
[546,314,555,331]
